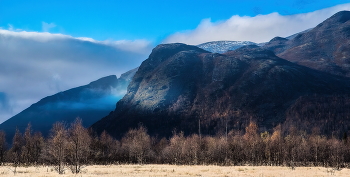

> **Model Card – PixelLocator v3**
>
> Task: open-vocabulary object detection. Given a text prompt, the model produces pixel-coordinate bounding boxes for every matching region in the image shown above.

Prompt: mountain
[91,43,350,139]
[195,29,312,54]
[263,11,350,77]
[285,28,313,40]
[197,41,257,53]
[0,68,138,142]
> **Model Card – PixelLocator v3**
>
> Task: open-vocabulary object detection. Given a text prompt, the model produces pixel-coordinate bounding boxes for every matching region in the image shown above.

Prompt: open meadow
[0,164,349,177]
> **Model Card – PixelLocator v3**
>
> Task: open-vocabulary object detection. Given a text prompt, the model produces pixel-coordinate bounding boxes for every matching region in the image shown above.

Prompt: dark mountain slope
[92,43,350,138]
[0,68,138,142]
[263,11,350,77]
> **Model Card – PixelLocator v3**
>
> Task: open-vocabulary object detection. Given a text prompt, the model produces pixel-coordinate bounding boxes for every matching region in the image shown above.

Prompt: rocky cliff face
[91,43,350,138]
[263,11,350,77]
[0,68,138,142]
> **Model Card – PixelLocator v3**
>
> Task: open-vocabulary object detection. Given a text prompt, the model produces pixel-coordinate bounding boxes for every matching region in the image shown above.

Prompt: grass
[0,164,348,176]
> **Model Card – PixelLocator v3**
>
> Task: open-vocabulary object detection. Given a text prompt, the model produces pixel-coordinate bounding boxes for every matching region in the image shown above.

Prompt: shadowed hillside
[0,68,138,142]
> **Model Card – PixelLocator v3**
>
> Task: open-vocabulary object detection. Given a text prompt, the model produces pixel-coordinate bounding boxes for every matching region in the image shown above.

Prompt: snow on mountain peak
[197,41,257,53]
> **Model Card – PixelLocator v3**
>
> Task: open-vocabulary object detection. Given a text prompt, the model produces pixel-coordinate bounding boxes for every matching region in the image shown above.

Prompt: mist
[0,30,152,123]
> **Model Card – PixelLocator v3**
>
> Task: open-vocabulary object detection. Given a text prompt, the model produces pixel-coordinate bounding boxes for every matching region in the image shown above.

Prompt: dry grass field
[0,164,349,177]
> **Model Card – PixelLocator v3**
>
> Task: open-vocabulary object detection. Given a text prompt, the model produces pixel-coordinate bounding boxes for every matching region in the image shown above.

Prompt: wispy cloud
[7,24,22,31]
[0,30,153,123]
[164,3,350,45]
[42,22,57,32]
[0,29,153,53]
[76,37,152,54]
[8,24,14,31]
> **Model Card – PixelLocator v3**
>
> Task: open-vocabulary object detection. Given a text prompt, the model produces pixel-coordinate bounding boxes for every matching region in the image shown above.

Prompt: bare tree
[227,130,245,165]
[0,131,7,165]
[21,123,44,165]
[269,125,284,165]
[329,137,344,169]
[98,130,120,164]
[204,136,229,165]
[7,128,24,174]
[121,126,152,164]
[152,137,168,163]
[32,132,44,164]
[43,122,68,174]
[182,134,200,165]
[260,131,271,165]
[284,126,301,168]
[162,131,185,164]
[67,118,91,173]
[309,128,328,166]
[243,121,261,165]
[21,123,33,165]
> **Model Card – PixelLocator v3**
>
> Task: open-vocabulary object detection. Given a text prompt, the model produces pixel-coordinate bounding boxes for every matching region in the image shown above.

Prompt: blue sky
[1,0,350,123]
[1,0,350,43]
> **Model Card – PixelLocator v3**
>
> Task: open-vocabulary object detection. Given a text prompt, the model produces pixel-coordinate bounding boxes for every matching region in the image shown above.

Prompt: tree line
[0,119,349,174]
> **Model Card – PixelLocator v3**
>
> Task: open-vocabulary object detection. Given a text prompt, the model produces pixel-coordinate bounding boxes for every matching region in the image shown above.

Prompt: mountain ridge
[263,10,350,77]
[0,68,138,142]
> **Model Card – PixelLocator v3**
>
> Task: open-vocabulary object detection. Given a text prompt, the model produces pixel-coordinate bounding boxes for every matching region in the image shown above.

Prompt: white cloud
[76,37,152,54]
[0,30,153,123]
[104,40,153,54]
[42,22,57,32]
[0,29,69,42]
[6,24,22,32]
[0,29,153,54]
[164,3,350,45]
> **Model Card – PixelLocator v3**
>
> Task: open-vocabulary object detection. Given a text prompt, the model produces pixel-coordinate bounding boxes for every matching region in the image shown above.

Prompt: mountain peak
[153,43,206,53]
[316,10,350,29]
[120,67,139,82]
[150,43,208,58]
[269,37,288,43]
[330,10,350,23]
[145,43,207,69]
[89,75,118,88]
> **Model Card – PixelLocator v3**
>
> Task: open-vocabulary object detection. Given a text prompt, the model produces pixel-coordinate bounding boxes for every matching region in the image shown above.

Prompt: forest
[0,118,349,174]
